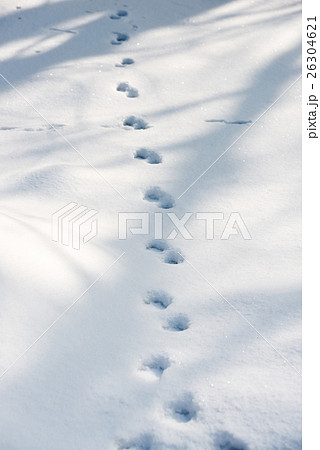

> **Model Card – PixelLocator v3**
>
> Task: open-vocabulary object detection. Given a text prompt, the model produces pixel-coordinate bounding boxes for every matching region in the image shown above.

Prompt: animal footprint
[163,249,184,265]
[168,392,199,423]
[146,240,184,265]
[214,431,249,450]
[110,9,128,19]
[111,32,129,45]
[163,314,189,332]
[146,239,169,252]
[118,433,154,450]
[117,10,128,17]
[134,148,162,164]
[123,116,149,130]
[117,82,139,98]
[139,355,171,378]
[144,186,174,209]
[144,290,173,309]
[122,57,134,65]
[116,58,135,68]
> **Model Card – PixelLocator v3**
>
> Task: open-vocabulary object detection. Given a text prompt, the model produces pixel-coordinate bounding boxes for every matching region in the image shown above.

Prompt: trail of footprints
[139,287,195,430]
[112,7,199,448]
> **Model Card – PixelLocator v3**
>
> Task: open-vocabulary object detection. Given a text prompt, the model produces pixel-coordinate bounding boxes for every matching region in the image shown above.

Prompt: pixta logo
[118,212,251,240]
[52,202,98,250]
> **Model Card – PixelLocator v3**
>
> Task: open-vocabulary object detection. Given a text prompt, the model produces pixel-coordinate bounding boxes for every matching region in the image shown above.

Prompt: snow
[0,0,301,449]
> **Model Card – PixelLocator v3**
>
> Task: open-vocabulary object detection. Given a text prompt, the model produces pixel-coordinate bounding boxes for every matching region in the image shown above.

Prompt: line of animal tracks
[110,8,201,446]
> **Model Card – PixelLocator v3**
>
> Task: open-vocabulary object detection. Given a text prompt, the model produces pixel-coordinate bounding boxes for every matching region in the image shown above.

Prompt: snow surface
[0,0,301,449]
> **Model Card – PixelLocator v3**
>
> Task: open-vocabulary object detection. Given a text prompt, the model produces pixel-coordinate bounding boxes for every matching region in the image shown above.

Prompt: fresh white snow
[0,0,301,448]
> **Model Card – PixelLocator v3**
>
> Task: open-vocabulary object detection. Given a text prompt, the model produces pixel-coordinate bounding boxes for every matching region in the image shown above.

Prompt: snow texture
[0,0,301,449]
